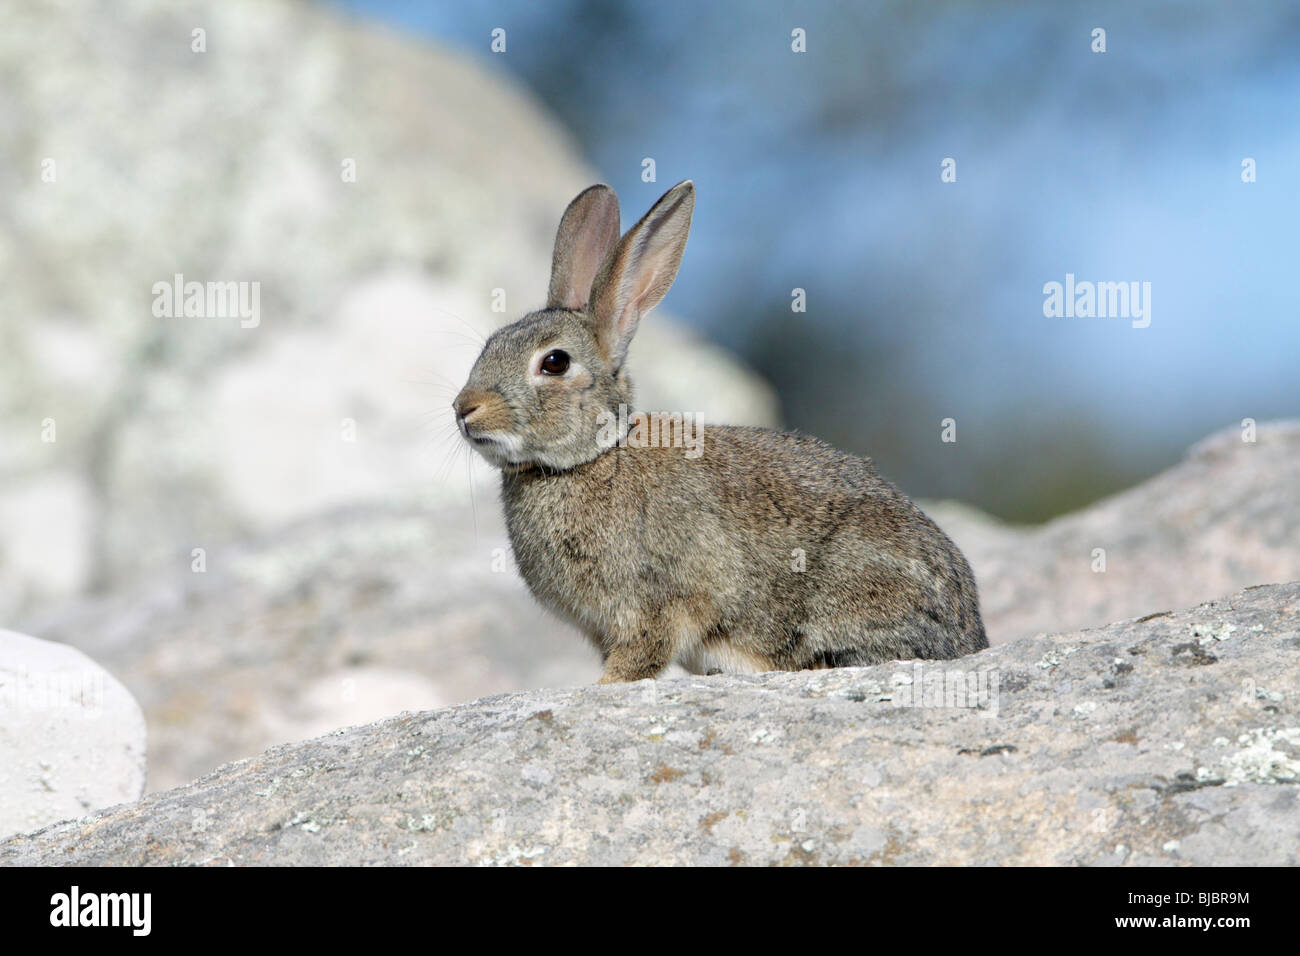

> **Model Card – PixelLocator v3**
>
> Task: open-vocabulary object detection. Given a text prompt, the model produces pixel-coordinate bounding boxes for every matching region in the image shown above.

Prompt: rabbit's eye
[539,350,570,375]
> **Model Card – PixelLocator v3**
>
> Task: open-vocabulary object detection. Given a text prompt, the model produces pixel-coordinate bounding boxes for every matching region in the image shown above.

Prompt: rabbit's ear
[547,184,622,311]
[588,180,694,368]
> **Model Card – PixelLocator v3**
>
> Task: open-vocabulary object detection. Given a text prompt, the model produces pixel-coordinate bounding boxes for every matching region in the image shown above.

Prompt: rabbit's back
[502,424,987,671]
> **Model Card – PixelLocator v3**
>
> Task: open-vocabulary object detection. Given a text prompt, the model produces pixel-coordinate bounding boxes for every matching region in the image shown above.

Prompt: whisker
[421,330,489,350]
[467,446,479,539]
[433,438,467,486]
[428,307,488,347]
[406,379,460,394]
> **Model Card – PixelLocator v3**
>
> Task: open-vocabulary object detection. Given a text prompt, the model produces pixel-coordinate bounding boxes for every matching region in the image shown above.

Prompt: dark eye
[539,349,570,375]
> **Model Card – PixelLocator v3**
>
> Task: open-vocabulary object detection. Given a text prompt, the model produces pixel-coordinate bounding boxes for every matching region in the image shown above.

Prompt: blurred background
[341,0,1300,521]
[2,0,1298,793]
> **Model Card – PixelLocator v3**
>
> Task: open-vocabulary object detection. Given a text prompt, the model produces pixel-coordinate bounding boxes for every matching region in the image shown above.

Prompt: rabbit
[453,180,987,683]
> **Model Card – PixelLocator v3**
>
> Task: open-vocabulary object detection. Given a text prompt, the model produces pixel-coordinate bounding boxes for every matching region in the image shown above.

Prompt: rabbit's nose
[453,388,489,432]
[453,390,477,418]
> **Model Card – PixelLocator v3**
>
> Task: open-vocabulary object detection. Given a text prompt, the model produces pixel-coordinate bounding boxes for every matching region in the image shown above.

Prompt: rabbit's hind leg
[675,631,771,676]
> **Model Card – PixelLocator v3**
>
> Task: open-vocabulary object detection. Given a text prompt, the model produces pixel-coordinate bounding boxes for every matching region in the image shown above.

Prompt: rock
[3,583,1296,865]
[0,630,147,840]
[928,420,1300,643]
[0,0,776,621]
[16,499,601,793]
[257,666,446,752]
[18,420,1300,794]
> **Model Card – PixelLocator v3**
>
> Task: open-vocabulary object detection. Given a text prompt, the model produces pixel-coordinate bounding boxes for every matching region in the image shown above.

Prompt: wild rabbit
[454,181,987,682]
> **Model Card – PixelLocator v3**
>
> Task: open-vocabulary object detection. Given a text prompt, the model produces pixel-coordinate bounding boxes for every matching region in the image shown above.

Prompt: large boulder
[17,421,1300,793]
[3,583,1295,865]
[931,420,1300,642]
[0,0,776,621]
[0,630,146,840]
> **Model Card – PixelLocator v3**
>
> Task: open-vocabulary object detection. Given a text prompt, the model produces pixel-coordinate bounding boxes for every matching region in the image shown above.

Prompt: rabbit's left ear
[588,180,694,369]
[547,184,621,311]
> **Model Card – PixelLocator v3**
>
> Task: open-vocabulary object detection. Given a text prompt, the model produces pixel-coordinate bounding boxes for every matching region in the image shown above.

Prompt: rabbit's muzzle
[453,386,513,440]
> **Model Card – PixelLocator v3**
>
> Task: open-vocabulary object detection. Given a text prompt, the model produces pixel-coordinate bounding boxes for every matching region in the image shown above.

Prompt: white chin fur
[465,432,595,472]
[466,431,525,468]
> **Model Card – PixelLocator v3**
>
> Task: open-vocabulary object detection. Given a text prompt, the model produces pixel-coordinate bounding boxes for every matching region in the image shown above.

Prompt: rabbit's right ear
[588,180,694,369]
[547,184,621,311]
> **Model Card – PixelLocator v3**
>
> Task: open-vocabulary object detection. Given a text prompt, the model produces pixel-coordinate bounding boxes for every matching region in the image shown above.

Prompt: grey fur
[454,181,987,681]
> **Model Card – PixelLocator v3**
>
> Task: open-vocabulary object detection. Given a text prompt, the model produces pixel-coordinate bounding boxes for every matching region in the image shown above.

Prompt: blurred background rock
[2,0,1297,793]
[0,0,777,623]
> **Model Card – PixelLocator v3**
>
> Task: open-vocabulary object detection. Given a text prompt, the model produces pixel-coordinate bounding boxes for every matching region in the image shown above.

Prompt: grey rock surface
[18,498,601,793]
[4,583,1296,865]
[0,0,777,621]
[0,630,147,839]
[18,421,1300,794]
[931,419,1300,643]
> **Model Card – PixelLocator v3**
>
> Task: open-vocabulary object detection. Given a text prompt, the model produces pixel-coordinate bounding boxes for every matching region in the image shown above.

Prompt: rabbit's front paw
[597,636,673,683]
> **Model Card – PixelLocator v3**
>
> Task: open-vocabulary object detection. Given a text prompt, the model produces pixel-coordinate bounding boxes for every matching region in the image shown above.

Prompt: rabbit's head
[454,181,694,471]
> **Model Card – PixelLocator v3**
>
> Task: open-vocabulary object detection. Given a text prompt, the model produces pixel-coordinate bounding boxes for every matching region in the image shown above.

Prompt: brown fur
[454,182,987,682]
